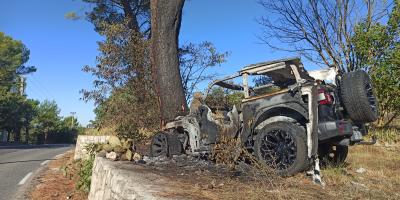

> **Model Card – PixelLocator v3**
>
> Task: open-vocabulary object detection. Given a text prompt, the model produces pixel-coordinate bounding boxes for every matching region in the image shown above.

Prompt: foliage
[0,32,82,143]
[0,93,37,139]
[352,1,400,126]
[205,87,244,111]
[259,0,398,126]
[28,100,82,144]
[179,41,228,100]
[80,20,159,140]
[95,82,159,141]
[79,1,228,140]
[31,100,61,135]
[0,32,36,92]
[77,156,95,192]
[0,32,37,142]
[82,0,150,35]
[258,0,388,72]
[367,127,400,144]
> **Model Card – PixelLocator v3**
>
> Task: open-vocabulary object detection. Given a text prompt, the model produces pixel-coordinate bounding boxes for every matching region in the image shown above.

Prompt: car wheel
[254,120,309,176]
[318,144,348,166]
[150,132,168,157]
[340,70,378,122]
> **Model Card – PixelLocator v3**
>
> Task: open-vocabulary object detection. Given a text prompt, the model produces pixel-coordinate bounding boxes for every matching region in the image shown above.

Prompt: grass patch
[367,127,400,144]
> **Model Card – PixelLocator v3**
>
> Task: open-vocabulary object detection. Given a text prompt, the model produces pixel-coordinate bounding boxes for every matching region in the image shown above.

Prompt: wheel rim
[365,81,377,113]
[151,133,168,156]
[259,129,296,170]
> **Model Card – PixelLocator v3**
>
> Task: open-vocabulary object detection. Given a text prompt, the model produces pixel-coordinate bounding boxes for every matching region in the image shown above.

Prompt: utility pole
[19,76,25,96]
[70,112,76,129]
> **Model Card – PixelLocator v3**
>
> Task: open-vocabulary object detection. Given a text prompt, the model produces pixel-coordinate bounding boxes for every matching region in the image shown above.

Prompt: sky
[0,0,315,126]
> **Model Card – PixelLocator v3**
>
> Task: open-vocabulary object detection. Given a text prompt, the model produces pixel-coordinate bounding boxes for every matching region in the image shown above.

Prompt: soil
[28,151,87,200]
[28,144,400,200]
[142,144,400,200]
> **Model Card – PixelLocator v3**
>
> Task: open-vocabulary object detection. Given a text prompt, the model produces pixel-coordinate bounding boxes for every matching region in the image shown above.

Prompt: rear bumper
[318,120,354,141]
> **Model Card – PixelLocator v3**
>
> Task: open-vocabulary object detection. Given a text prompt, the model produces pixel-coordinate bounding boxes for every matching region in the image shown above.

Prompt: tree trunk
[7,130,11,142]
[14,128,20,142]
[25,125,29,144]
[150,0,188,125]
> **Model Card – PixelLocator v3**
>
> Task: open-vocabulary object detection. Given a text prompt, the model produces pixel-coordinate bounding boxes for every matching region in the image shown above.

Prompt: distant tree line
[0,32,82,144]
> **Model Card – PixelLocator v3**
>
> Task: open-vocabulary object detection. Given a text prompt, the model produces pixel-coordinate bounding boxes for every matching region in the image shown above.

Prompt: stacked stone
[101,136,142,162]
[74,135,110,160]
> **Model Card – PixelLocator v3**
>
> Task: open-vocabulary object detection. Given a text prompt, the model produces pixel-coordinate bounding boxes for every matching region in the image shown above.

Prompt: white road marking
[54,154,63,159]
[40,160,50,166]
[18,172,33,185]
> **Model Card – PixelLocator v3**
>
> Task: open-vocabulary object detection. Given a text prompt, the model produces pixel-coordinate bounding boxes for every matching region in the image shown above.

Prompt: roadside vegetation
[0,32,82,144]
[29,151,87,200]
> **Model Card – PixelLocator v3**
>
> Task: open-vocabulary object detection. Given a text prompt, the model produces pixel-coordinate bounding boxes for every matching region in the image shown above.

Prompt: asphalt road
[0,144,73,200]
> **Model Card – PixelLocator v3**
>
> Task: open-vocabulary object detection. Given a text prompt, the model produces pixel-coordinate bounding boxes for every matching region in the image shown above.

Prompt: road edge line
[18,172,33,185]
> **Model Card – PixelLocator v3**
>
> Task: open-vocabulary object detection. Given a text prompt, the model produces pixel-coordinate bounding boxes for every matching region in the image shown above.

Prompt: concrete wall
[74,135,110,160]
[89,156,172,200]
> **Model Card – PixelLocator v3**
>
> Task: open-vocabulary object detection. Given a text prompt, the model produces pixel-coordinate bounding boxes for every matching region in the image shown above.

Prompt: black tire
[340,70,378,122]
[150,132,168,157]
[318,144,348,166]
[254,120,309,176]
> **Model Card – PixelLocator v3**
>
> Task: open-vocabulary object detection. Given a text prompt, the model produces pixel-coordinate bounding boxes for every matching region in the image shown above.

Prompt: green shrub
[76,156,95,192]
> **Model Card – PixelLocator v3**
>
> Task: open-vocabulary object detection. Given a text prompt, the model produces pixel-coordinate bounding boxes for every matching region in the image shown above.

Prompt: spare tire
[340,70,378,122]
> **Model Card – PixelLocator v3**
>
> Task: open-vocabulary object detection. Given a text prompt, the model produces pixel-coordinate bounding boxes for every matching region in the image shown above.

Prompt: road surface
[0,144,73,200]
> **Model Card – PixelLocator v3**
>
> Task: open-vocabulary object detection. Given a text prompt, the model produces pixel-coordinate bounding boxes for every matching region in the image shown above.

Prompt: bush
[76,156,95,192]
[367,128,400,144]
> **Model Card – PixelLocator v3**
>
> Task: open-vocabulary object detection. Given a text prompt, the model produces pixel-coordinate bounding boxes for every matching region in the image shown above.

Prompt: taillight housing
[318,89,333,105]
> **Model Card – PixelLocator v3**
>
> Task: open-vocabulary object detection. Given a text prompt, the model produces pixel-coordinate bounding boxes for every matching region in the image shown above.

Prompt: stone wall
[89,156,172,200]
[74,135,110,160]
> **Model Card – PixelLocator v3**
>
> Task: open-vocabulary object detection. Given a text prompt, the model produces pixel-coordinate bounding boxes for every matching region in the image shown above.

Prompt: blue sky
[0,0,313,125]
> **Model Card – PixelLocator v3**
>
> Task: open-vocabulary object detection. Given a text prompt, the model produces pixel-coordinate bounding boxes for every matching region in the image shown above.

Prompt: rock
[106,152,118,161]
[133,153,142,162]
[97,150,107,158]
[108,136,122,148]
[102,144,113,152]
[137,160,146,164]
[120,153,128,161]
[356,167,367,174]
[125,150,133,161]
[113,145,125,154]
[123,140,133,150]
[142,156,150,162]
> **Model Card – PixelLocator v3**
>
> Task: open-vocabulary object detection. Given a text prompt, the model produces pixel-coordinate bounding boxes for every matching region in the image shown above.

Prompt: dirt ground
[148,144,400,200]
[28,144,399,200]
[28,151,87,200]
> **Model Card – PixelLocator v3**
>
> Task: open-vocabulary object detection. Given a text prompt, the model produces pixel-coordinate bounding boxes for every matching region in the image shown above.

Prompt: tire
[150,131,183,157]
[150,132,168,157]
[254,119,309,176]
[318,144,348,166]
[340,70,378,122]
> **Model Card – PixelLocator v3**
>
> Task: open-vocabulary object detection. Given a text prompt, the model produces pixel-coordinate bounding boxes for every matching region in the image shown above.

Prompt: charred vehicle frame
[150,57,378,176]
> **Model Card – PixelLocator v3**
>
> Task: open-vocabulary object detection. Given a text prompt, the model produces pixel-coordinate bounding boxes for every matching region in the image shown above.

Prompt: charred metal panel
[300,84,319,158]
[240,91,308,145]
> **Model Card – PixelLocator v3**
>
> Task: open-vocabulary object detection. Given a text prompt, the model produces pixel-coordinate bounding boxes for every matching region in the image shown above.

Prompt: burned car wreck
[150,57,378,177]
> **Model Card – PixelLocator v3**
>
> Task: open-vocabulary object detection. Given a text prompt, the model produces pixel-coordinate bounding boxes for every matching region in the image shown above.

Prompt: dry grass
[83,126,117,136]
[367,127,400,144]
[174,143,400,200]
